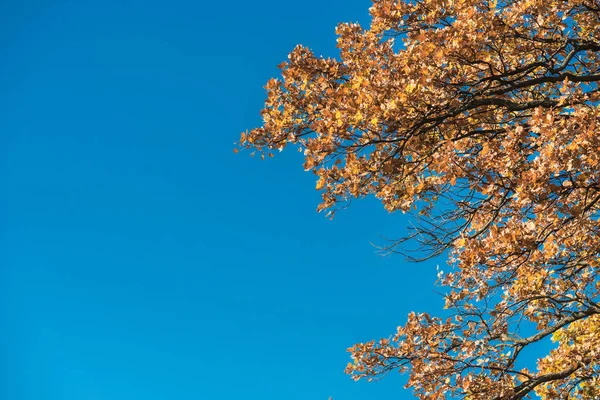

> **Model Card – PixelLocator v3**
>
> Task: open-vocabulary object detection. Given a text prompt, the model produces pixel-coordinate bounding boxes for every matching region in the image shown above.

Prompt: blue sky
[0,1,446,399]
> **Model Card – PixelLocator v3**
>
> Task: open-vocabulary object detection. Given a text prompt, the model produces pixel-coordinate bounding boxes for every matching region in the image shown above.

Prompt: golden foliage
[240,0,600,398]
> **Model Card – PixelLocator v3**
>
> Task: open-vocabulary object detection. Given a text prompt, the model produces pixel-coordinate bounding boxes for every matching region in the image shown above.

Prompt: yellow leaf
[316,177,325,190]
[353,111,364,124]
[405,82,417,94]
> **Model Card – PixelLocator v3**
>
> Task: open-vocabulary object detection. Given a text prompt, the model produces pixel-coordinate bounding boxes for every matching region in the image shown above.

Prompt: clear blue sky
[0,1,446,399]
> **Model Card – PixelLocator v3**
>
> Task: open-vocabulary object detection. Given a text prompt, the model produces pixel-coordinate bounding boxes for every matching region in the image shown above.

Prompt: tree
[239,0,600,398]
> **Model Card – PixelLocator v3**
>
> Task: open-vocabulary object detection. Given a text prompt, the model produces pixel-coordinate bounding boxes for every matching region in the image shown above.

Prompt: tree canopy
[239,0,600,398]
